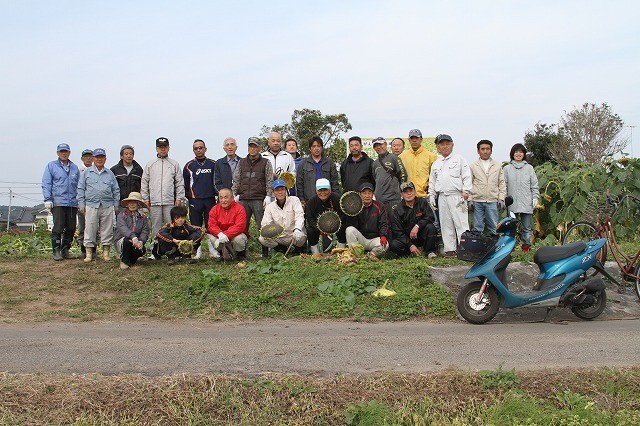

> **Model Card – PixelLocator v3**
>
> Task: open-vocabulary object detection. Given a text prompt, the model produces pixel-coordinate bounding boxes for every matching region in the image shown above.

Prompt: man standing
[77,148,120,262]
[141,137,185,258]
[428,134,472,256]
[296,136,340,207]
[390,182,437,258]
[42,143,80,261]
[470,140,506,237]
[259,179,306,256]
[110,144,143,204]
[400,129,438,199]
[340,136,375,193]
[232,137,273,256]
[183,139,216,259]
[214,137,240,194]
[262,131,295,180]
[390,138,405,156]
[305,178,346,254]
[344,182,388,258]
[284,137,302,196]
[371,137,407,210]
[207,188,249,260]
[76,148,94,259]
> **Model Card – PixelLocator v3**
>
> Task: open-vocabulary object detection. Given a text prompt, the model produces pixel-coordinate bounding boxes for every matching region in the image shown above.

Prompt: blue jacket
[42,159,80,207]
[214,155,239,193]
[77,165,120,208]
[183,157,217,199]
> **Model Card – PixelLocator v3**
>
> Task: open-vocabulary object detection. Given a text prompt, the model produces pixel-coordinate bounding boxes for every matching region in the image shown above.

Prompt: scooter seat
[533,241,586,265]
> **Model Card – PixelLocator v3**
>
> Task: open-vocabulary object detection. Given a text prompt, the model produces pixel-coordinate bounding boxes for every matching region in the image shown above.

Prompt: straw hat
[120,192,145,207]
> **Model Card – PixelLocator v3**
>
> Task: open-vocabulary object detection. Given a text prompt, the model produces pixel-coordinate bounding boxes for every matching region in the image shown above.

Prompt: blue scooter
[457,203,608,324]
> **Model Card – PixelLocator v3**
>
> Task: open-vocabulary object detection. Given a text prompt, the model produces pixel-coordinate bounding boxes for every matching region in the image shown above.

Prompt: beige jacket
[470,158,506,203]
[261,195,306,237]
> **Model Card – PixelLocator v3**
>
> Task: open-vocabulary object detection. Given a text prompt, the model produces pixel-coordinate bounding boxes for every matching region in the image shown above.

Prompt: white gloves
[429,196,437,211]
[234,195,240,202]
[217,232,229,244]
[44,201,53,209]
[533,198,539,209]
[263,196,271,207]
[293,229,305,241]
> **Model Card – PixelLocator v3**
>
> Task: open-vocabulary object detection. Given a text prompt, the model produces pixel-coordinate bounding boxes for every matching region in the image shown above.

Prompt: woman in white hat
[114,192,149,269]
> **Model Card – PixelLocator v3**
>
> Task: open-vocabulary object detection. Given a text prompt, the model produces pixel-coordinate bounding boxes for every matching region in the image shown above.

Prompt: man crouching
[259,179,306,257]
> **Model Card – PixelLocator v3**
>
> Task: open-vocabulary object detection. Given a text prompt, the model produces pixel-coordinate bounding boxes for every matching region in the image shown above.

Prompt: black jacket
[305,192,345,231]
[391,197,434,246]
[296,156,340,202]
[346,200,388,239]
[110,160,143,200]
[214,155,239,193]
[340,152,375,193]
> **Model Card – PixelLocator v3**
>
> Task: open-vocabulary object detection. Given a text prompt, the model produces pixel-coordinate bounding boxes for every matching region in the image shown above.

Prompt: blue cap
[92,148,106,156]
[315,178,331,190]
[272,179,286,190]
[56,143,70,151]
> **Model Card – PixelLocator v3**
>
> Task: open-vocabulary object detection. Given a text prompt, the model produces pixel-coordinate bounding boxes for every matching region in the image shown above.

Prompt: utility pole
[6,188,12,231]
[628,125,636,158]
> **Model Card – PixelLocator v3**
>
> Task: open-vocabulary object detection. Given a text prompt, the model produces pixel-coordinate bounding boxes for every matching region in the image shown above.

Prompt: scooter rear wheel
[456,281,500,324]
[571,288,607,320]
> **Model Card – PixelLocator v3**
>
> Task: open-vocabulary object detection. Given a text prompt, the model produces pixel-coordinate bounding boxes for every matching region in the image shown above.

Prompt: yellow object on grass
[372,279,396,297]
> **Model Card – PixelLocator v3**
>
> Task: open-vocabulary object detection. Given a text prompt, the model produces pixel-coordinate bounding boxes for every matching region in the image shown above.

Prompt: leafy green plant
[188,270,228,302]
[344,400,394,426]
[480,366,520,390]
[317,275,377,306]
[245,253,288,275]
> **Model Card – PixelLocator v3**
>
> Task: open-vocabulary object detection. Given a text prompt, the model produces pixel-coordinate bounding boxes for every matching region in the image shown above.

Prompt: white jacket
[261,195,305,237]
[141,156,185,206]
[262,150,295,178]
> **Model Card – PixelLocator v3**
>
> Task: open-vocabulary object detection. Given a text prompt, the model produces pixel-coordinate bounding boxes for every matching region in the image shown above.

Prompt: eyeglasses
[193,146,205,150]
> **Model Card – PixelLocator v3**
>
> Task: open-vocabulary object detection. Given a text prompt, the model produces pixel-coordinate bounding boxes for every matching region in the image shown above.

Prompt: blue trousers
[472,202,499,236]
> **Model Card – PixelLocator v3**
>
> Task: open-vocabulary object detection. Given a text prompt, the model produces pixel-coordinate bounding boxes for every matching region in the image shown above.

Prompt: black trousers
[306,225,346,246]
[51,206,77,248]
[188,197,215,228]
[390,223,437,256]
[120,238,146,266]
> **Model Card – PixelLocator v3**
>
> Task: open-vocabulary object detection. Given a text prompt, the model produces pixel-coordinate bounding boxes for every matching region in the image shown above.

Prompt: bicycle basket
[582,193,615,225]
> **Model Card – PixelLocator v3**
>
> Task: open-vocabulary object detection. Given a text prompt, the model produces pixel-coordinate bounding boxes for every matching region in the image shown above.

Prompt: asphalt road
[1,319,638,376]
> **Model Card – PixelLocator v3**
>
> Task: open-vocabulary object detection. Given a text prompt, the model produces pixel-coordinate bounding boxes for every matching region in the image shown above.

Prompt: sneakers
[119,261,129,269]
[443,251,457,258]
[210,248,220,260]
[148,254,157,260]
[167,257,179,266]
[193,245,202,260]
[427,251,437,259]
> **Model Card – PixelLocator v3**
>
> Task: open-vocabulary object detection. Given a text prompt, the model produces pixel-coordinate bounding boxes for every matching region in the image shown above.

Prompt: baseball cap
[248,137,261,146]
[81,149,93,156]
[400,181,415,192]
[156,137,169,147]
[359,182,375,192]
[56,143,70,152]
[92,148,106,157]
[272,179,286,190]
[435,134,453,144]
[315,178,331,190]
[408,129,422,138]
[372,137,386,146]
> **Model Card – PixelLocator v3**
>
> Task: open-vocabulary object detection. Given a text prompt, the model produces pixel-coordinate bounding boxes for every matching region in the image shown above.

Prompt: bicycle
[562,194,640,300]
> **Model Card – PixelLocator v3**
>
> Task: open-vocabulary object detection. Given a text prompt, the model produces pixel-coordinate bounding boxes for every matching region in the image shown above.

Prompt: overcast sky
[1,0,638,207]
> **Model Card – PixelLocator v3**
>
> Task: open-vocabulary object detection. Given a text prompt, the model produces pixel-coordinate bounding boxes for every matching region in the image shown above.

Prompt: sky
[1,0,639,207]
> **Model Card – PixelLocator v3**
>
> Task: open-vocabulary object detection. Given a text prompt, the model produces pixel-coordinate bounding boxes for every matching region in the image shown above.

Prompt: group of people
[41,129,539,268]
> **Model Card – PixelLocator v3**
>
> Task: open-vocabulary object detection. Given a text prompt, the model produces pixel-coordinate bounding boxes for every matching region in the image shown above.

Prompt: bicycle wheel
[634,263,640,301]
[563,222,607,264]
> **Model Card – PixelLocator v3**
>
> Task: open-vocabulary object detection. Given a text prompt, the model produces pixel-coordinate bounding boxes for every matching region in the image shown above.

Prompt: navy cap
[408,129,422,138]
[359,182,375,192]
[156,137,169,147]
[435,134,453,143]
[92,148,106,156]
[56,143,70,151]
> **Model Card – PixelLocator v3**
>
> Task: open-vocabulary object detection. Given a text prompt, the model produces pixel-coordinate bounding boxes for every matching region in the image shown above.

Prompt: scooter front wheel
[456,281,500,324]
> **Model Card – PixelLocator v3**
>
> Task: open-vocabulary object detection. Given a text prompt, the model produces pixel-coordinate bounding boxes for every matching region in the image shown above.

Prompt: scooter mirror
[510,211,516,219]
[505,195,514,207]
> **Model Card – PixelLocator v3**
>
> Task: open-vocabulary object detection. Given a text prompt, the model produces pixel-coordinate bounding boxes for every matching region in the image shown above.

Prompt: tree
[523,122,561,166]
[261,109,352,163]
[549,102,628,166]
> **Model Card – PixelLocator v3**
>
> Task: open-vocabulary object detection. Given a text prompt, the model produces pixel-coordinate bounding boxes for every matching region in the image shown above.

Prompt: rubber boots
[80,245,87,260]
[84,247,94,262]
[310,244,320,255]
[51,237,63,261]
[102,245,111,261]
[61,238,75,259]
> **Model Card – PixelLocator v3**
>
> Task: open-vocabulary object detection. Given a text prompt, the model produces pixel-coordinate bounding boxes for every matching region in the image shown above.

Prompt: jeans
[472,202,499,236]
[516,213,533,246]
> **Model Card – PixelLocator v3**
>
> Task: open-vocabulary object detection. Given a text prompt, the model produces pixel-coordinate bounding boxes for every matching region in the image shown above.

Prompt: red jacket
[207,201,248,239]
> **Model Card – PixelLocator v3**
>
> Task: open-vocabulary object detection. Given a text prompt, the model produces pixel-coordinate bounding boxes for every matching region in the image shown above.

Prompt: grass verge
[1,367,638,425]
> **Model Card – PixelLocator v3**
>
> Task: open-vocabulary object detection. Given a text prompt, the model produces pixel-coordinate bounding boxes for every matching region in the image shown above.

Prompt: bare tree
[550,102,628,165]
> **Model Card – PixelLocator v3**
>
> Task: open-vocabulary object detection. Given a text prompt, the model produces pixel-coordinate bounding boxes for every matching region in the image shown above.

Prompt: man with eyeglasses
[141,137,185,259]
[183,139,217,259]
[111,144,143,206]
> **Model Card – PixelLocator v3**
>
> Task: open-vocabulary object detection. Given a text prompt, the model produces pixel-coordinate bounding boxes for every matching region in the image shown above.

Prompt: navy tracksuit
[183,157,217,228]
